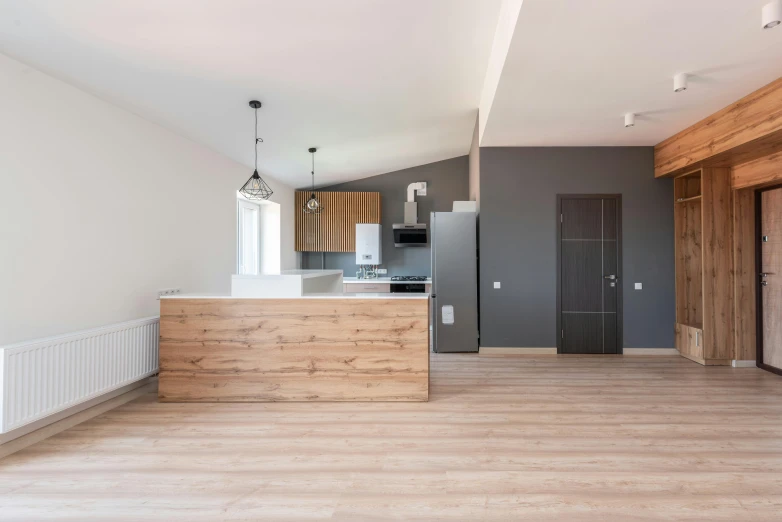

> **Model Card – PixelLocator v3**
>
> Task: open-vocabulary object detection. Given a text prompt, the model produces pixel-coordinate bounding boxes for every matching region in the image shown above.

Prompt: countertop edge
[343,278,431,284]
[161,293,430,300]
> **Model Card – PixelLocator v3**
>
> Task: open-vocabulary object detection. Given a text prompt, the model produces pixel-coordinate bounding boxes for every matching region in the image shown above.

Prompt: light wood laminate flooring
[2,354,782,521]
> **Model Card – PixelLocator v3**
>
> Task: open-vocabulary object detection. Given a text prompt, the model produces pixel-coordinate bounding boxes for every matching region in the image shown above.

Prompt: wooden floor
[2,354,782,521]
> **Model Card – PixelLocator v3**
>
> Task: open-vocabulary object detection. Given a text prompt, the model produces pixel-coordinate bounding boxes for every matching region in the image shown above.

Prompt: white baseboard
[0,377,157,459]
[479,347,557,355]
[732,360,757,368]
[0,377,154,449]
[623,348,678,356]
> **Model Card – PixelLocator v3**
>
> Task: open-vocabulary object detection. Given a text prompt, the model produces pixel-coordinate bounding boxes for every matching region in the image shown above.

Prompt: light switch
[493,282,501,289]
[634,283,642,290]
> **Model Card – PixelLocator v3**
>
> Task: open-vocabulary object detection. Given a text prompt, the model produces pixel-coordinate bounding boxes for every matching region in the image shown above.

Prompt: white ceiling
[481,0,782,146]
[0,0,501,187]
[1,1,781,184]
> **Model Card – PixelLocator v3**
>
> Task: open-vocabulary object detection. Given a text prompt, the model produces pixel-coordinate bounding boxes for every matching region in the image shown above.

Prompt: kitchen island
[159,271,429,402]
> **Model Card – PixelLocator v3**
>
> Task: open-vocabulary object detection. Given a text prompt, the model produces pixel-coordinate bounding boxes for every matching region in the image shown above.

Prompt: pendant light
[303,147,323,214]
[239,100,273,200]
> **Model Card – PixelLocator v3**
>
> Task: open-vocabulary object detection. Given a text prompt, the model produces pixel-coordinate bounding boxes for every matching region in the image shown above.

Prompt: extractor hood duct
[394,182,428,247]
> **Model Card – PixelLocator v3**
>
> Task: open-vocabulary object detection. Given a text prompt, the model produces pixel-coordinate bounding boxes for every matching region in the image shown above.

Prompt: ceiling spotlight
[624,113,635,128]
[674,73,688,93]
[763,0,782,29]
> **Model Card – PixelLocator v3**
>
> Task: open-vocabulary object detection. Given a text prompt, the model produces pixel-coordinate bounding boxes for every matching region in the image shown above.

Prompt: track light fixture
[674,73,688,93]
[763,0,782,29]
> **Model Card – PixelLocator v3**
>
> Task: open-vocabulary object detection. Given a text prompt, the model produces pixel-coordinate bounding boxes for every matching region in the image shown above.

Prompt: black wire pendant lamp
[303,147,323,214]
[239,100,273,200]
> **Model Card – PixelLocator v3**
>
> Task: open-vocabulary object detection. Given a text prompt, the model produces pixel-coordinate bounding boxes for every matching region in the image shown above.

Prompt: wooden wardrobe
[673,167,734,365]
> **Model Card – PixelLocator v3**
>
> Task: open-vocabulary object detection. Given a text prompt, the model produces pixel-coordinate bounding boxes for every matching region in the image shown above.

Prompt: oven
[390,283,426,293]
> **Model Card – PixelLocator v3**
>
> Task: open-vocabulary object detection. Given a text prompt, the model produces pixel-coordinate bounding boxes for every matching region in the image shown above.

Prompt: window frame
[237,198,262,275]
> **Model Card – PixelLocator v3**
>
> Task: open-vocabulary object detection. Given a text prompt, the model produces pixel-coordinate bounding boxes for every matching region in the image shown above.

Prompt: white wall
[478,0,523,143]
[468,114,480,211]
[0,53,296,345]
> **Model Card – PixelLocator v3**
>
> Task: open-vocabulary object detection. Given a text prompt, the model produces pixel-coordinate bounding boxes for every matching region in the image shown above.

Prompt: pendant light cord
[253,108,264,170]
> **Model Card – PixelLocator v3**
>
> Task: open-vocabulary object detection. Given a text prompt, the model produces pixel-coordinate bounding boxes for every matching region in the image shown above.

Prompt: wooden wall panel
[733,151,782,190]
[295,191,381,252]
[733,188,757,361]
[655,76,782,178]
[701,168,734,362]
[675,198,703,328]
[159,297,429,402]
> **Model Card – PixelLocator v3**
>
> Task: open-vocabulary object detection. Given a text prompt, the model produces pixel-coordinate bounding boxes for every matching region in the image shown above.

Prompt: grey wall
[302,156,469,276]
[479,147,674,349]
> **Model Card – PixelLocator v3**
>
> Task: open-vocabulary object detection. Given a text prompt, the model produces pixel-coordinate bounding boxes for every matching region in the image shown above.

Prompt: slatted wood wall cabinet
[295,192,381,252]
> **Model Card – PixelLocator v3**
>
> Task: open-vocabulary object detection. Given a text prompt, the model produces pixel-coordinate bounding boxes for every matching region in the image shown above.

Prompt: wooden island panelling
[158,297,429,402]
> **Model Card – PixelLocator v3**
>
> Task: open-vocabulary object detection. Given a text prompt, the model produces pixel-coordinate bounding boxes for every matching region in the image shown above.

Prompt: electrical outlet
[157,288,181,300]
[376,268,388,275]
[493,282,501,289]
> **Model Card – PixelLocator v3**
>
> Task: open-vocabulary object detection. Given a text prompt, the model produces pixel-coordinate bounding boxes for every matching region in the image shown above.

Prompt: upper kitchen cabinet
[295,191,381,252]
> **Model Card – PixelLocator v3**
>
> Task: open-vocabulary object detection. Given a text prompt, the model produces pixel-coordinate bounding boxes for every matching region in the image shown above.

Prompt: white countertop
[232,270,344,298]
[343,277,431,284]
[162,292,429,300]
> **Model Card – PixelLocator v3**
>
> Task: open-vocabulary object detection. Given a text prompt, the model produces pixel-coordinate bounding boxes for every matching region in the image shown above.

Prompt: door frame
[556,194,623,354]
[755,184,782,376]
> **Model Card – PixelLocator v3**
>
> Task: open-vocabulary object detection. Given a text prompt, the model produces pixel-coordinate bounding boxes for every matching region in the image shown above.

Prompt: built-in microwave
[392,223,427,247]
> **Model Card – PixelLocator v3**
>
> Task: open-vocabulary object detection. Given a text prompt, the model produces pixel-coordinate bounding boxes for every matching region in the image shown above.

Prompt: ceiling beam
[654,76,782,178]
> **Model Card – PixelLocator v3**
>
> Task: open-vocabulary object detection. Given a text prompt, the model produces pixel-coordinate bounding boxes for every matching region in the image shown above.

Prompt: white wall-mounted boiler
[356,224,382,265]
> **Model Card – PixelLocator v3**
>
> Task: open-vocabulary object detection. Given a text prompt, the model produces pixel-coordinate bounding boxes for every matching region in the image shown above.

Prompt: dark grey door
[557,195,622,354]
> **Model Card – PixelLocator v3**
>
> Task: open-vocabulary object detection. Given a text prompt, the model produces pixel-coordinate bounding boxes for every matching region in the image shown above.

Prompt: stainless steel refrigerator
[430,211,478,353]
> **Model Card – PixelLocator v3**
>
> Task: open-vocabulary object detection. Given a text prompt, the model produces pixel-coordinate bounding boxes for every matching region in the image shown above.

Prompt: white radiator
[0,317,159,434]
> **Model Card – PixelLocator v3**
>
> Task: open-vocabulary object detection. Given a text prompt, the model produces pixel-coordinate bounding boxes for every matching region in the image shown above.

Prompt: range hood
[393,182,428,247]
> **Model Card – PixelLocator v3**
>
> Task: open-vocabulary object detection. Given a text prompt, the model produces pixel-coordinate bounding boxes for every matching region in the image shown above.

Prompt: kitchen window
[237,199,261,275]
